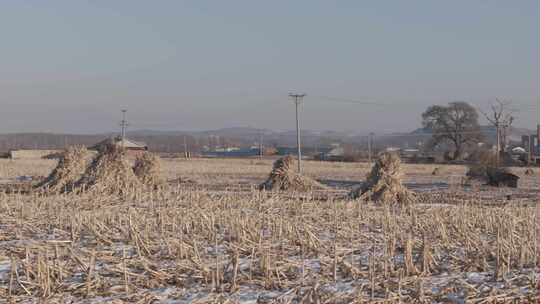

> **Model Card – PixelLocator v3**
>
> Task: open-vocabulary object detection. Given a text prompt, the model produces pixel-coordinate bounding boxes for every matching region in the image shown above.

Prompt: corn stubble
[3,155,540,302]
[2,187,540,302]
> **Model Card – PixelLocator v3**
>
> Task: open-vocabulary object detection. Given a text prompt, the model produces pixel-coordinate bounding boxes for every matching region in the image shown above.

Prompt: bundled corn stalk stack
[35,146,92,193]
[259,155,326,192]
[350,152,415,205]
[73,144,142,195]
[133,152,166,190]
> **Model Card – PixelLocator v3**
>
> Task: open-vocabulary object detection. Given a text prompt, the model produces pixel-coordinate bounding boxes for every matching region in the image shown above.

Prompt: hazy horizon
[2,1,540,134]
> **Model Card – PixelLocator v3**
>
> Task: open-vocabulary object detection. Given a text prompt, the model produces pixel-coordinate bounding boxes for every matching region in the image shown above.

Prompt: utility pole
[290,93,306,173]
[120,109,129,145]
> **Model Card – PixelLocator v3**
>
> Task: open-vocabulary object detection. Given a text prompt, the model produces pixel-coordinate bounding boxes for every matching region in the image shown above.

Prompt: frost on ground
[2,187,540,303]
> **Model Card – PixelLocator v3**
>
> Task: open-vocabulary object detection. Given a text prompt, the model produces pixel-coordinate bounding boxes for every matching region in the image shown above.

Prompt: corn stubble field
[2,157,540,303]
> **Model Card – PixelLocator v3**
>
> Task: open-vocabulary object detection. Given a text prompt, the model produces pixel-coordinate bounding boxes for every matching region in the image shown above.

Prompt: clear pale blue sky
[1,1,540,134]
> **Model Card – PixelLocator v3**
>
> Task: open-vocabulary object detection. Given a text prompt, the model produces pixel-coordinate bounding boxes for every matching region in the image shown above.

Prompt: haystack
[525,168,535,176]
[133,152,166,189]
[73,144,141,195]
[432,167,441,176]
[350,152,415,205]
[36,146,92,193]
[259,156,326,191]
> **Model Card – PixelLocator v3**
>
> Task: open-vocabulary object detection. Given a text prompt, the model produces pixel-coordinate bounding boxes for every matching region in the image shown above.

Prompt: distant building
[318,145,345,161]
[89,137,148,156]
[9,149,62,159]
[276,147,298,156]
[520,124,540,164]
[202,147,261,157]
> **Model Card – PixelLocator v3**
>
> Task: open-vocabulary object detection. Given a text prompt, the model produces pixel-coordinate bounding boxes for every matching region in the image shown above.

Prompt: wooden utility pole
[289,93,306,173]
[120,110,128,149]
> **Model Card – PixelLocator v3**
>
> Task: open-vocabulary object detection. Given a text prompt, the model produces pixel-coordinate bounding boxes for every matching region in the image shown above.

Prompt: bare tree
[422,101,483,160]
[481,99,515,166]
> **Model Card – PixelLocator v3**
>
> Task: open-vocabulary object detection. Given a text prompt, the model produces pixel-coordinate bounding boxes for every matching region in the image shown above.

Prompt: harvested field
[1,157,540,303]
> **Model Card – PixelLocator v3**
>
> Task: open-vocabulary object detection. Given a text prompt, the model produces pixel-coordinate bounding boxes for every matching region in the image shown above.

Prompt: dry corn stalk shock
[350,152,415,205]
[36,146,92,193]
[71,144,142,195]
[133,152,166,190]
[259,156,327,192]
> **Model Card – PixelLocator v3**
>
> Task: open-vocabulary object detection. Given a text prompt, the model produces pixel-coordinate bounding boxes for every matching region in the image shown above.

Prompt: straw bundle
[259,156,326,191]
[350,152,415,205]
[133,152,166,189]
[36,146,92,193]
[73,144,141,195]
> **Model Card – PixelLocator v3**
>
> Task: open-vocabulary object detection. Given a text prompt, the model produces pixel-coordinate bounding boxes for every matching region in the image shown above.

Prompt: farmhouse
[89,137,148,156]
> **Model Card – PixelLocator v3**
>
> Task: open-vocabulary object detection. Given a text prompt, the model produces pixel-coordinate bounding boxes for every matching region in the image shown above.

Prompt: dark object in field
[486,169,519,188]
[259,156,326,191]
[350,152,415,205]
[467,165,519,188]
[525,168,535,176]
[432,167,441,176]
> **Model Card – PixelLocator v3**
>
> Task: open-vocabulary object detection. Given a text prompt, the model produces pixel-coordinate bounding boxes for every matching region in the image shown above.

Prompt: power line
[311,95,391,106]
